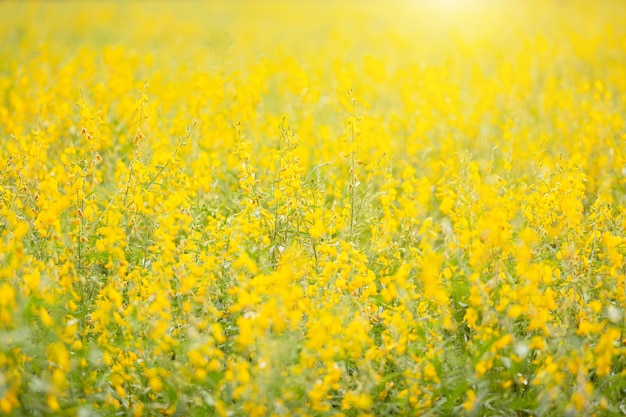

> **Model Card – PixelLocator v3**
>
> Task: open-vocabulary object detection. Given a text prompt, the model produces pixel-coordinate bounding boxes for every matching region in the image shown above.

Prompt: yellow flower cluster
[1,1,625,415]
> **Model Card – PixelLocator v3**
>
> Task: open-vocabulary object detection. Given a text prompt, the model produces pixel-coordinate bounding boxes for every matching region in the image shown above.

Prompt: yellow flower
[463,389,477,412]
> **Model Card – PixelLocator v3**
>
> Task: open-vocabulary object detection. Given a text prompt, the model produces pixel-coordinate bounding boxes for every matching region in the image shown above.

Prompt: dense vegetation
[1,1,625,415]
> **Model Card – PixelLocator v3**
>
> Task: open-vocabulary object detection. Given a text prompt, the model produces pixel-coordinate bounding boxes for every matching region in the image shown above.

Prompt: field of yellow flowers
[1,1,626,416]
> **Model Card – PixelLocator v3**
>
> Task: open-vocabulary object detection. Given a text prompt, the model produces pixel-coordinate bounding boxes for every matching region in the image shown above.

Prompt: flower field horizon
[1,1,625,416]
